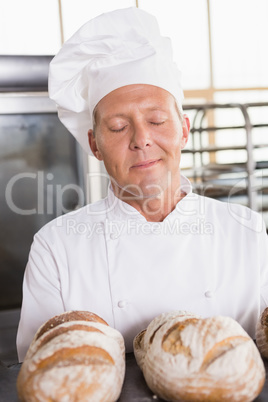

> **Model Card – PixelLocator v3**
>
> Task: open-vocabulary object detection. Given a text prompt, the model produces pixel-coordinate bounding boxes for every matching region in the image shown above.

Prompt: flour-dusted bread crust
[256,307,268,358]
[134,311,265,402]
[17,311,125,402]
[32,310,109,342]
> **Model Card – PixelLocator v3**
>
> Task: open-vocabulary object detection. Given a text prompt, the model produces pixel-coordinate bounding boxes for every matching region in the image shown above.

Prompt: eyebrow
[104,106,168,119]
[104,113,127,119]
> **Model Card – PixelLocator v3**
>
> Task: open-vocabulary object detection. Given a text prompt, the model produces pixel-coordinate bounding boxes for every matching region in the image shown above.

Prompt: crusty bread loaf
[134,311,265,402]
[256,307,268,358]
[17,311,125,402]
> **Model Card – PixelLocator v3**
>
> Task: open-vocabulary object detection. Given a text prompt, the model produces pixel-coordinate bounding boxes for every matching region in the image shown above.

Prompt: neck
[112,177,186,222]
[129,191,186,222]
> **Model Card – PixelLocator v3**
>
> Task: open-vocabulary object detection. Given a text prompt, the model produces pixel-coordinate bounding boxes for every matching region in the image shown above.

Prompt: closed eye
[150,121,165,126]
[110,126,127,133]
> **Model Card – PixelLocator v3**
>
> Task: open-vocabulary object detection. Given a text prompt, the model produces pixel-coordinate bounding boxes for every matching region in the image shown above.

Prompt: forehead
[94,84,176,121]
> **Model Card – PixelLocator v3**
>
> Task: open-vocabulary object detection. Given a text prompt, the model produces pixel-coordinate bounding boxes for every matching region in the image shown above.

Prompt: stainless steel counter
[1,354,268,402]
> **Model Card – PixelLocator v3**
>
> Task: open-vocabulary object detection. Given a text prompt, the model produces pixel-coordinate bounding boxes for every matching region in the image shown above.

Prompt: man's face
[88,84,189,199]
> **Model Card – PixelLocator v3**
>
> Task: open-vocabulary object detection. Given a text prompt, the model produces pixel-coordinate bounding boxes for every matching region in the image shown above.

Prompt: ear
[88,129,103,160]
[181,114,190,150]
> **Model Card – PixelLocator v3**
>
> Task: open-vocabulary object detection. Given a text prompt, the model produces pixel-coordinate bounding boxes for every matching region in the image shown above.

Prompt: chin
[113,176,168,199]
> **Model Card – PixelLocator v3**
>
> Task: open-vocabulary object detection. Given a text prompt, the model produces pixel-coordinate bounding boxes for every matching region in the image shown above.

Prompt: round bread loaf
[17,311,125,402]
[134,311,265,402]
[256,307,268,358]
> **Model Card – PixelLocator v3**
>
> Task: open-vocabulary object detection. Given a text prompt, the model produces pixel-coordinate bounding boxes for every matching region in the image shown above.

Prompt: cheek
[95,134,113,161]
[96,129,126,155]
[160,130,182,154]
[172,124,185,150]
[98,146,124,178]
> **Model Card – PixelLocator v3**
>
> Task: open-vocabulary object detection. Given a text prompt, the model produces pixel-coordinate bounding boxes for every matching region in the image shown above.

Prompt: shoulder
[196,194,264,234]
[35,197,108,241]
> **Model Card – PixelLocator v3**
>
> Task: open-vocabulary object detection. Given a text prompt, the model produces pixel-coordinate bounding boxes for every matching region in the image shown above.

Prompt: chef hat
[49,7,184,155]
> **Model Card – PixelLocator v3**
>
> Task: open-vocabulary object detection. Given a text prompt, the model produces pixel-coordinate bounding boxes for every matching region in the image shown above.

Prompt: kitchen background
[0,0,268,364]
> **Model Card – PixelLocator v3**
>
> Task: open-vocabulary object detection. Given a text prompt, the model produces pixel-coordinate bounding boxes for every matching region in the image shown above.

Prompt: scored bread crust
[17,311,125,402]
[256,307,268,358]
[134,311,265,402]
[33,310,108,341]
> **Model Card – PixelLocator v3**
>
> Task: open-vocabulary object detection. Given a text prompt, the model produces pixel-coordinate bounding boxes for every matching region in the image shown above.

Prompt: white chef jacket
[16,175,268,362]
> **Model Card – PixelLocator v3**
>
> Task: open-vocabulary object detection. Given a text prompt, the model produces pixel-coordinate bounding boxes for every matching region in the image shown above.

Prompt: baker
[17,7,268,362]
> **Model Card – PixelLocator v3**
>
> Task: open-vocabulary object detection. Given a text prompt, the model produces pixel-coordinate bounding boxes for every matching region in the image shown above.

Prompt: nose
[130,122,152,151]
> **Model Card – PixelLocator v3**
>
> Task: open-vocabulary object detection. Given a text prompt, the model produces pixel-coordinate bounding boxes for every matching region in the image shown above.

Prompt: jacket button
[118,300,127,308]
[204,291,213,298]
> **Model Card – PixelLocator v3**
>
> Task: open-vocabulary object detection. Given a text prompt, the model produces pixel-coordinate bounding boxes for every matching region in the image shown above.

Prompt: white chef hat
[49,7,184,155]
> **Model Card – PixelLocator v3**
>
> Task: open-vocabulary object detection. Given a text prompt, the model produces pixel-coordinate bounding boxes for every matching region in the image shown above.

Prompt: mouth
[130,159,161,169]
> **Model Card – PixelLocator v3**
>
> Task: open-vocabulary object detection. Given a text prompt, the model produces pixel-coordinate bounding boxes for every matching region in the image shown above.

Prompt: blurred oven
[0,56,87,311]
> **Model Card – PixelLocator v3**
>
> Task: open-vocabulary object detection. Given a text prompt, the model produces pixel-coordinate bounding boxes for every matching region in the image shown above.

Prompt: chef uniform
[17,7,268,362]
[17,174,268,361]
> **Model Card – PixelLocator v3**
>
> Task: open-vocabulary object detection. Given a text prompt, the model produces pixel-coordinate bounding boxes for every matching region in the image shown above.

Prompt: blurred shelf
[182,102,268,229]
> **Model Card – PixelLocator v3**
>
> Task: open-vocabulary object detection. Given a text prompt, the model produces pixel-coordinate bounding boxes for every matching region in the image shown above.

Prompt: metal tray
[1,353,268,402]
